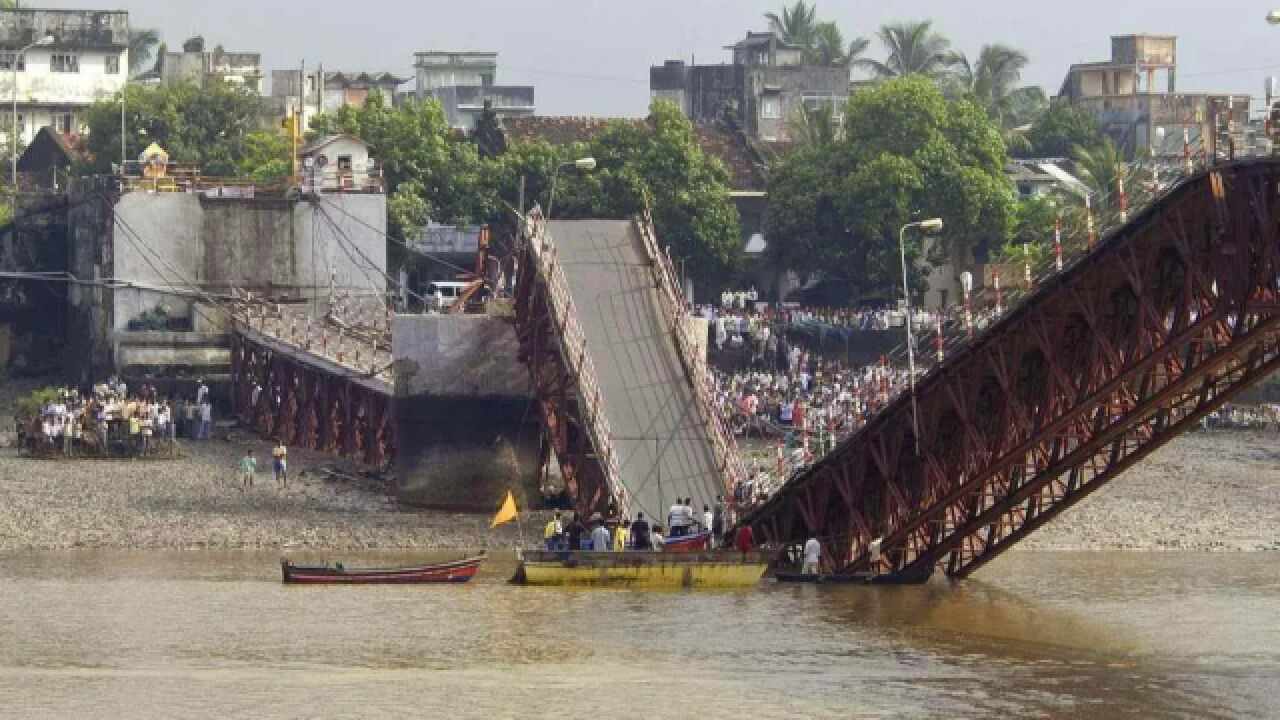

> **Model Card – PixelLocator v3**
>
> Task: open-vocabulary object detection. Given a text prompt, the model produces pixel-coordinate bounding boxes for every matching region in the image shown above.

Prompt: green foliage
[182,36,205,53]
[766,76,1014,298]
[82,81,267,175]
[308,92,497,233]
[1021,102,1105,158]
[952,44,1046,131]
[765,2,819,47]
[128,28,160,76]
[15,387,62,424]
[235,130,292,181]
[765,3,869,69]
[861,21,959,80]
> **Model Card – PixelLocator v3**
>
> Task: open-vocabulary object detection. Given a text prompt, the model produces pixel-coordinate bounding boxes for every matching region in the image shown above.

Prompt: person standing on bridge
[802,536,821,575]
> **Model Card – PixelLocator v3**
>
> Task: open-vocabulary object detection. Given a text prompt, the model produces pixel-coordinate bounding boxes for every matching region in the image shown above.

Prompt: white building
[298,134,382,193]
[0,8,129,146]
[413,51,534,131]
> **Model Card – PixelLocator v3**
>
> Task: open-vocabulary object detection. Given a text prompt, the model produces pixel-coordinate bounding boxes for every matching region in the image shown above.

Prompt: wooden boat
[513,550,767,589]
[663,532,712,552]
[280,554,485,585]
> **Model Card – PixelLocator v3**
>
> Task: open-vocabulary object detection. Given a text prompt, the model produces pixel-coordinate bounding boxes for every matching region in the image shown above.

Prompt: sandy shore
[1017,429,1280,552]
[0,436,530,552]
[1,372,1276,552]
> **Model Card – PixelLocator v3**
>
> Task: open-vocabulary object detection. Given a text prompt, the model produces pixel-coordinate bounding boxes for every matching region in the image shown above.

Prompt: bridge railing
[634,212,747,495]
[522,211,628,515]
[231,293,395,385]
[883,138,1216,406]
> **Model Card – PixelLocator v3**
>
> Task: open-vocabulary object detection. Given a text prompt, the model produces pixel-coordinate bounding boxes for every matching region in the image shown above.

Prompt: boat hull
[281,556,484,585]
[515,551,766,589]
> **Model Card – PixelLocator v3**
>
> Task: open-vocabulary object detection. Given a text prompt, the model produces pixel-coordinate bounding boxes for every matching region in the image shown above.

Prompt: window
[0,51,24,71]
[51,53,79,73]
[105,54,120,74]
[761,96,781,119]
[51,112,74,134]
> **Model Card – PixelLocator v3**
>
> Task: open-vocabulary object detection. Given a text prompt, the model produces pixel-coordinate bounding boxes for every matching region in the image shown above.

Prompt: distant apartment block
[160,45,262,93]
[1058,35,1250,160]
[413,51,534,131]
[270,69,407,134]
[650,31,849,142]
[0,8,129,145]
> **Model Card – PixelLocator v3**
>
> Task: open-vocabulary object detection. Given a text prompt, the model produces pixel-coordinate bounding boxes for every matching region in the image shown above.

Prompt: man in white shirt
[802,536,821,575]
[668,499,687,538]
[590,516,611,552]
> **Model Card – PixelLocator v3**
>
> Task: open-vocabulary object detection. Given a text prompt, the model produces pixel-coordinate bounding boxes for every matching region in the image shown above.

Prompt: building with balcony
[650,31,849,142]
[1057,35,1250,160]
[0,8,128,146]
[413,51,534,131]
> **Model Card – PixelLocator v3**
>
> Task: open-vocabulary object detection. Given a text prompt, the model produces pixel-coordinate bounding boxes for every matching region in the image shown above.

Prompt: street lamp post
[11,35,54,190]
[546,156,596,219]
[1267,10,1280,24]
[898,217,943,456]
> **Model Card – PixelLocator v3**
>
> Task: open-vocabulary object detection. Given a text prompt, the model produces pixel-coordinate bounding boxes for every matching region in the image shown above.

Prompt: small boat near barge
[513,550,767,589]
[281,554,485,585]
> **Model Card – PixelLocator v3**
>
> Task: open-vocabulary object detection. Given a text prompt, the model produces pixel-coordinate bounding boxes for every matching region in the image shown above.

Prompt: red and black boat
[280,554,485,585]
[663,532,712,552]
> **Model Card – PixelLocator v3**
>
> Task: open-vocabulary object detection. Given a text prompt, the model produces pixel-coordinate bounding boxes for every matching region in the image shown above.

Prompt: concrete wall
[111,192,387,332]
[392,314,539,511]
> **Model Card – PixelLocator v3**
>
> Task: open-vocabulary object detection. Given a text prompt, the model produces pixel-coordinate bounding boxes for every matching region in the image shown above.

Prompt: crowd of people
[21,377,214,457]
[541,496,757,552]
[1205,403,1280,431]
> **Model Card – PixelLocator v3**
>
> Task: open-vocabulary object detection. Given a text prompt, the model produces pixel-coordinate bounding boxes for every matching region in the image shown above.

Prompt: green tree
[490,101,741,284]
[953,44,1046,130]
[182,36,205,53]
[82,81,267,175]
[789,102,842,147]
[765,1,819,49]
[808,22,870,69]
[1021,101,1105,158]
[766,76,1013,298]
[308,92,496,233]
[861,20,959,81]
[1071,137,1125,211]
[128,28,160,76]
[234,130,292,181]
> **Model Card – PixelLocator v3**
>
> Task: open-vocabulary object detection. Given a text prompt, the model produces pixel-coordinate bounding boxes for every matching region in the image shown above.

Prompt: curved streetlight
[898,217,944,456]
[1268,11,1280,24]
[546,156,596,220]
[11,34,54,189]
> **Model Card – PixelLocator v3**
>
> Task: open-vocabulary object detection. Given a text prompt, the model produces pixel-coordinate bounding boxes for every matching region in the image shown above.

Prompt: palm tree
[790,102,842,146]
[1071,138,1144,215]
[954,44,1047,128]
[807,22,871,68]
[128,28,160,77]
[765,1,819,49]
[861,20,958,80]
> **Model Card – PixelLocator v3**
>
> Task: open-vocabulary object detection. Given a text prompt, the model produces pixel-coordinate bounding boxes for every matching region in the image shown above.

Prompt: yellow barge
[513,550,768,589]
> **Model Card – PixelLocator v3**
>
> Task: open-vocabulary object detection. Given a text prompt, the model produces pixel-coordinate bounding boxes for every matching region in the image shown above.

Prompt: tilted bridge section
[745,159,1280,581]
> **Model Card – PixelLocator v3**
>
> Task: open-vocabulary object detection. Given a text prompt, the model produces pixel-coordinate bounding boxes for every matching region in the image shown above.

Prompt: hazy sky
[45,0,1280,116]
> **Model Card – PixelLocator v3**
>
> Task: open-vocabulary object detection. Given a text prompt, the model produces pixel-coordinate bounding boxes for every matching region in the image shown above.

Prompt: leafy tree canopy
[82,81,272,176]
[765,76,1013,299]
[1021,102,1106,158]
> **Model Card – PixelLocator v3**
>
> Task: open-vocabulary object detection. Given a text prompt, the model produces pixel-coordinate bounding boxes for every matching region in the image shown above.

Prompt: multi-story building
[650,31,849,142]
[160,45,262,93]
[269,69,407,134]
[1058,35,1250,160]
[413,51,534,131]
[0,8,128,145]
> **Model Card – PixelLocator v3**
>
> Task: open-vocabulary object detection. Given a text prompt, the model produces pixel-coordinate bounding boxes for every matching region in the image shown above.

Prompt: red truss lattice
[746,159,1280,581]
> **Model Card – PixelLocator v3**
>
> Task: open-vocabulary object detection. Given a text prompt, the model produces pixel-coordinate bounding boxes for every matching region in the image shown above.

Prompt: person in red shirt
[734,524,754,552]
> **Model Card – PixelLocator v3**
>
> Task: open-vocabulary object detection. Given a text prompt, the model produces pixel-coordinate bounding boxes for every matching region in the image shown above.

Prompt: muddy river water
[1,550,1276,719]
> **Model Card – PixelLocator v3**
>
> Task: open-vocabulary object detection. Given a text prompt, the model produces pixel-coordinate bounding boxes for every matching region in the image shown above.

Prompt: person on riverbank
[591,515,611,551]
[237,452,257,490]
[198,401,212,440]
[630,513,652,551]
[272,442,288,488]
[734,523,754,553]
[543,511,563,550]
[565,512,586,552]
[613,517,628,551]
[802,536,821,575]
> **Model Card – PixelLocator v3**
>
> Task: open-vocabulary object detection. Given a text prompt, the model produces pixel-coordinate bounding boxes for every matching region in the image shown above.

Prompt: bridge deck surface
[548,220,721,521]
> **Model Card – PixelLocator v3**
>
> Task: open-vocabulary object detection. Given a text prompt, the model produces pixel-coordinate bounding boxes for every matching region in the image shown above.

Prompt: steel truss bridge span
[745,159,1280,581]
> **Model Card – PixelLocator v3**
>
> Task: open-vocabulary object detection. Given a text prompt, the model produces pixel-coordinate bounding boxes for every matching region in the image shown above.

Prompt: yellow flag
[490,491,518,528]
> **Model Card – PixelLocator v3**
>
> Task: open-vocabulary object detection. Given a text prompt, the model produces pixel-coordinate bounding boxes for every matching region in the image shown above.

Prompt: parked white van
[426,281,470,312]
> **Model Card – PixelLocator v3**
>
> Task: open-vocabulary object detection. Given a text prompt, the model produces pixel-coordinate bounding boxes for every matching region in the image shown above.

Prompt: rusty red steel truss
[746,159,1280,581]
[230,328,396,469]
[512,213,616,516]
